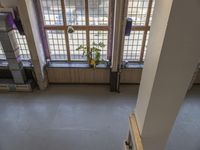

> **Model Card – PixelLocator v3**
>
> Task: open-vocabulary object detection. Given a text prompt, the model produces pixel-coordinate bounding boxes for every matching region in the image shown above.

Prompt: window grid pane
[0,42,6,60]
[46,30,68,60]
[41,0,63,26]
[68,30,87,60]
[127,0,149,26]
[14,30,31,60]
[41,0,110,61]
[124,0,155,62]
[123,31,144,61]
[90,30,108,60]
[65,0,86,25]
[88,0,109,26]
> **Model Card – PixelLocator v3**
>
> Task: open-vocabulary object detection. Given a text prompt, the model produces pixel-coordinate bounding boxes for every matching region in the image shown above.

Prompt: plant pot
[89,59,98,68]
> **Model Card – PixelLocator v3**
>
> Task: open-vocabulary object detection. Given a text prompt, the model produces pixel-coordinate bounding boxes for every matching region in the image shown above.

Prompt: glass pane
[127,0,149,26]
[68,30,87,60]
[41,0,63,25]
[0,42,6,60]
[90,30,108,60]
[65,0,86,25]
[46,30,68,60]
[14,30,31,60]
[123,31,144,61]
[88,0,109,26]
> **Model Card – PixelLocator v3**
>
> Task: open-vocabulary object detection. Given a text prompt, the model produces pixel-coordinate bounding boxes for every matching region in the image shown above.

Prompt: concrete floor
[0,85,199,150]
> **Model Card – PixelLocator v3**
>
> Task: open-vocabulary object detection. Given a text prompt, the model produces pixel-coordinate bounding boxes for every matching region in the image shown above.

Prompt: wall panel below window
[47,68,110,83]
[120,69,142,84]
[46,67,200,84]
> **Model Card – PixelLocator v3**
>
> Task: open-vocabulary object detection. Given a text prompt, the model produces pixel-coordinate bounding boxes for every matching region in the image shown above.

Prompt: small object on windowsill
[28,59,32,66]
[125,18,133,36]
[90,59,96,68]
[67,26,74,34]
[104,59,111,67]
[121,60,128,68]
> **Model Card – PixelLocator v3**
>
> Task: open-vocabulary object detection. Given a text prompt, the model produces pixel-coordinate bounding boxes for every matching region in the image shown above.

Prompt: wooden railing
[124,114,144,150]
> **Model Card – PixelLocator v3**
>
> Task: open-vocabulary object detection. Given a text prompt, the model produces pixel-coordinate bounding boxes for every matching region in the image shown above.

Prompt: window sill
[122,62,144,69]
[47,61,109,69]
[0,60,33,69]
[0,61,143,69]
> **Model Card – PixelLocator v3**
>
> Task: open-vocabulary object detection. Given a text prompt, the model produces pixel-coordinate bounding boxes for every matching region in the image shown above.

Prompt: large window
[123,0,155,62]
[40,0,111,61]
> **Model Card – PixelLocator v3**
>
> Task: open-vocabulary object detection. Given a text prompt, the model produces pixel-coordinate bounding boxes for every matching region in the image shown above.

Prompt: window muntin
[123,0,154,62]
[40,0,111,62]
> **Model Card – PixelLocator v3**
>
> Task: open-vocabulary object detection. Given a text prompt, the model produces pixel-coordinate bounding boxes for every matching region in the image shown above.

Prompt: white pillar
[18,0,48,90]
[111,0,127,72]
[135,0,200,149]
[110,0,128,91]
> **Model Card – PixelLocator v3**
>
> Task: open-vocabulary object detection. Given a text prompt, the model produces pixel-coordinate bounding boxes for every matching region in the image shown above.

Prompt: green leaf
[76,44,84,51]
[98,42,105,48]
[76,41,104,61]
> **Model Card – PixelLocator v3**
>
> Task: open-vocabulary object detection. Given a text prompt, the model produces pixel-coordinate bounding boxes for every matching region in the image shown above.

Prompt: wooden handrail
[124,114,144,150]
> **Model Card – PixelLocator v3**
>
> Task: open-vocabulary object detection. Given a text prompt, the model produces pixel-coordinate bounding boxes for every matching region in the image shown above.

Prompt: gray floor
[0,85,199,150]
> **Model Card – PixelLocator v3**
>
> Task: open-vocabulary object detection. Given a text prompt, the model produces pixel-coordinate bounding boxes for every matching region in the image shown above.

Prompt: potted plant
[76,42,105,68]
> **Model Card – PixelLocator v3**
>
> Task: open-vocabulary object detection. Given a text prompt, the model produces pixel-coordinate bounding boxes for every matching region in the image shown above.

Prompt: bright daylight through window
[40,0,154,63]
[123,0,154,62]
[40,0,111,62]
